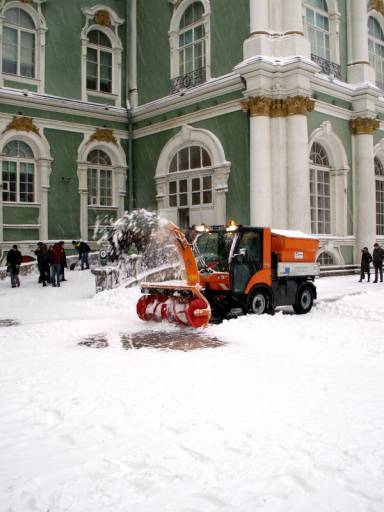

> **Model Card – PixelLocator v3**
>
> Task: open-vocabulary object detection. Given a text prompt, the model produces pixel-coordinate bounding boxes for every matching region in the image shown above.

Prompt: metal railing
[170,67,206,94]
[311,54,342,80]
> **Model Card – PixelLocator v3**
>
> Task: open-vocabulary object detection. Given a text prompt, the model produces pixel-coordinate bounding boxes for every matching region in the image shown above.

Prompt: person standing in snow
[50,242,64,287]
[34,242,50,287]
[72,240,91,270]
[6,245,22,288]
[372,243,384,283]
[58,241,68,282]
[359,247,372,282]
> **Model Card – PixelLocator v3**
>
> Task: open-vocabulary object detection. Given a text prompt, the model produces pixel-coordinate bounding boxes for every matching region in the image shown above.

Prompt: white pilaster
[271,115,288,229]
[350,118,378,256]
[38,158,52,241]
[286,113,311,233]
[77,162,88,240]
[129,0,138,108]
[347,0,375,84]
[249,0,269,33]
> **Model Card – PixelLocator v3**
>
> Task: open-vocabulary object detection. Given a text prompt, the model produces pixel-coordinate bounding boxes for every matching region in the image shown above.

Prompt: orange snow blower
[136,221,320,328]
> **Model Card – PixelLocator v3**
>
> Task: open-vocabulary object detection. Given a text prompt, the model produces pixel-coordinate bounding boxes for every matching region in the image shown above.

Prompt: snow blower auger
[137,220,320,328]
[136,222,211,328]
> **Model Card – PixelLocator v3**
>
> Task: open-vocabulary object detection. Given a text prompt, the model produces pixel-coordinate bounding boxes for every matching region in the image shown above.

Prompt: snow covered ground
[1,269,384,512]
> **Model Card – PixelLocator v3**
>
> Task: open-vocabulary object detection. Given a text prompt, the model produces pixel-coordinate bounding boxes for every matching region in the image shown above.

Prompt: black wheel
[248,288,270,315]
[293,286,314,314]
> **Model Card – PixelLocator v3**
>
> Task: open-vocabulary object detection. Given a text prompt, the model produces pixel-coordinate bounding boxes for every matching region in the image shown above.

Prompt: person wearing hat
[359,247,372,282]
[34,241,50,287]
[372,243,384,283]
[6,245,22,288]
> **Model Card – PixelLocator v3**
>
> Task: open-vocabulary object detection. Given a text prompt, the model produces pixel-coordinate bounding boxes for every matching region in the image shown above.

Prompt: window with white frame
[178,2,206,77]
[86,30,112,94]
[375,156,384,236]
[368,17,384,90]
[87,149,113,207]
[2,7,36,78]
[317,251,334,266]
[167,146,212,226]
[305,0,330,60]
[310,142,331,235]
[2,140,34,202]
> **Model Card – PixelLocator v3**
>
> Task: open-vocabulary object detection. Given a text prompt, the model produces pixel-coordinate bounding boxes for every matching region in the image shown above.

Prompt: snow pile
[1,273,384,511]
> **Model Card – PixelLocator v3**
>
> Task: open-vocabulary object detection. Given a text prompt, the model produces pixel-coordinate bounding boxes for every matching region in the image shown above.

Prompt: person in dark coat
[359,247,372,282]
[372,242,384,283]
[72,240,91,270]
[50,242,64,287]
[34,242,50,286]
[58,241,67,281]
[6,244,22,288]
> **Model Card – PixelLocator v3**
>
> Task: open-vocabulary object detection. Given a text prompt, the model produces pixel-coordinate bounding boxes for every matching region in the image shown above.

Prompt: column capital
[241,96,315,117]
[368,0,384,16]
[285,96,315,116]
[240,96,272,116]
[349,117,380,135]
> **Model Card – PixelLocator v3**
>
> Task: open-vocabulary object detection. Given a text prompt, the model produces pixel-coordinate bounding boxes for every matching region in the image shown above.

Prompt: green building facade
[1,0,384,266]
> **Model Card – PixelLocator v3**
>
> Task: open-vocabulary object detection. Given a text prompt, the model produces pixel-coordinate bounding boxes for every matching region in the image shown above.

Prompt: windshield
[193,231,235,272]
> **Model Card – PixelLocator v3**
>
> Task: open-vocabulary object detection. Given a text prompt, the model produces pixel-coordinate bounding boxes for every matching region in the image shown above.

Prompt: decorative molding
[88,128,117,145]
[368,0,384,17]
[2,116,40,136]
[286,96,315,116]
[241,96,315,117]
[349,117,380,135]
[240,97,272,117]
[94,9,112,27]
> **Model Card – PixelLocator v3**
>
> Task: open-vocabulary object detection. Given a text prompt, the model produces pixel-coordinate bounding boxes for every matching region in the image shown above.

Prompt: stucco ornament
[349,117,380,135]
[368,0,384,17]
[88,128,117,145]
[240,97,272,117]
[94,9,112,27]
[2,116,40,136]
[286,96,315,116]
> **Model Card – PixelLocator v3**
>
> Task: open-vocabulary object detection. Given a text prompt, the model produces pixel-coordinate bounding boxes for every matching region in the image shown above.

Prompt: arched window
[179,3,205,78]
[86,30,112,94]
[2,7,36,78]
[87,149,113,206]
[305,0,330,60]
[375,156,384,235]
[81,7,124,106]
[368,16,384,90]
[167,146,212,228]
[170,0,210,93]
[2,140,34,203]
[310,142,331,235]
[317,252,334,266]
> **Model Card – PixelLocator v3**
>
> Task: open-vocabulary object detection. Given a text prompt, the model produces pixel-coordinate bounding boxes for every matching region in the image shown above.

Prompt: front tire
[248,289,269,315]
[293,286,314,314]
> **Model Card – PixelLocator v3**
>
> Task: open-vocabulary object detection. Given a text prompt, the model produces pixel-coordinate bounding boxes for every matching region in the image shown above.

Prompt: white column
[271,113,288,228]
[286,97,314,233]
[243,97,272,226]
[282,0,303,34]
[249,0,269,33]
[77,162,88,240]
[350,118,378,256]
[38,158,52,241]
[347,0,374,83]
[128,0,138,108]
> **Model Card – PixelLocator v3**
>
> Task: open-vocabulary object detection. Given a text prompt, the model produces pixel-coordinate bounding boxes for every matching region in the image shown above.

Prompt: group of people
[359,243,384,283]
[6,240,91,288]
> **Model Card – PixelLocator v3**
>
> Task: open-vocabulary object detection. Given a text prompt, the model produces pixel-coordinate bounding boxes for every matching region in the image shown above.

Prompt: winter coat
[361,251,372,272]
[6,249,22,273]
[50,244,64,266]
[34,246,50,271]
[373,246,384,265]
[75,241,91,255]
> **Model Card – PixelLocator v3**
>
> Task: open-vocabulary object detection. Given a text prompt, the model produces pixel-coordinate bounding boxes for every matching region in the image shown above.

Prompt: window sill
[3,202,40,207]
[88,205,118,209]
[3,73,40,86]
[86,90,118,100]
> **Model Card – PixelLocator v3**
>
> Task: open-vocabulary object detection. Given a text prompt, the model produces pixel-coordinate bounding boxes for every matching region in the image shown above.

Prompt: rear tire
[293,286,314,314]
[248,288,269,315]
